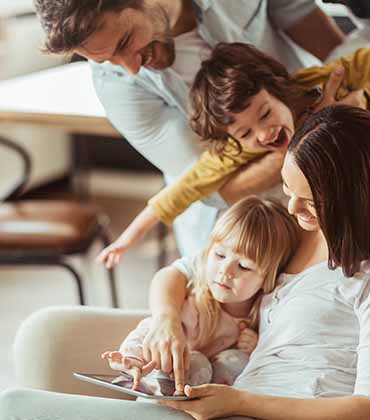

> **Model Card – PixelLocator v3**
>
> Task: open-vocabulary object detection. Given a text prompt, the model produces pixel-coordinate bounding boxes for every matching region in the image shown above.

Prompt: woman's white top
[173,258,370,398]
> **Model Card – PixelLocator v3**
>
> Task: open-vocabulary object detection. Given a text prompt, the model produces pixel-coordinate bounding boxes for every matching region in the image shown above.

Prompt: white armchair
[14,306,149,399]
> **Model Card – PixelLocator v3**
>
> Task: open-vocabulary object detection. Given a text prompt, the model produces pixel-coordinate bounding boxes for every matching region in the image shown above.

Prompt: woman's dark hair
[189,42,310,153]
[288,104,370,277]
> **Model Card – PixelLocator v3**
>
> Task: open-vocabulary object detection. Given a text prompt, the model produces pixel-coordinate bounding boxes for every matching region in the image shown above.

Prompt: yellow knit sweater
[149,48,370,225]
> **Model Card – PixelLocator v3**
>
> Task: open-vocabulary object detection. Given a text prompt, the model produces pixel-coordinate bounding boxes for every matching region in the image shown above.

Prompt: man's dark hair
[288,105,370,277]
[34,0,143,54]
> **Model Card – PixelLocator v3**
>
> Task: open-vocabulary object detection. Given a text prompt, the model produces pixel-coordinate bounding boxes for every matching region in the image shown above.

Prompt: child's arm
[101,317,156,388]
[146,265,190,393]
[149,139,264,225]
[96,205,159,268]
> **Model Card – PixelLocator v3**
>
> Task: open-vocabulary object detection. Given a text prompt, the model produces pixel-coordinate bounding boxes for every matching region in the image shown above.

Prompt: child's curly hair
[189,42,310,154]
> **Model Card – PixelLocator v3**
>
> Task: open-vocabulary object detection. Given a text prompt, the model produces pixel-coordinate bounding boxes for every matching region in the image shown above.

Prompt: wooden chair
[0,135,118,307]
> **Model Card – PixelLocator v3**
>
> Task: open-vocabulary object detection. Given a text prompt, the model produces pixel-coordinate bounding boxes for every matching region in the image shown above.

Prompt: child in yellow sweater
[97,43,369,268]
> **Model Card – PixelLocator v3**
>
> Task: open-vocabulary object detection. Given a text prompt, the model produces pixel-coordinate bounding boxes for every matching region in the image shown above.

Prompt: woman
[159,104,370,419]
[1,105,370,419]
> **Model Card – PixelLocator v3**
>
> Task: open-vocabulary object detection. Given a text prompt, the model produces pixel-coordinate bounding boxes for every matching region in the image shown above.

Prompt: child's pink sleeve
[118,317,153,362]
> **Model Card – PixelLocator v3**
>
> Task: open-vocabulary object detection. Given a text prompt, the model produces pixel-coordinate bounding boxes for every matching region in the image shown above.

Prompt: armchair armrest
[14,306,149,399]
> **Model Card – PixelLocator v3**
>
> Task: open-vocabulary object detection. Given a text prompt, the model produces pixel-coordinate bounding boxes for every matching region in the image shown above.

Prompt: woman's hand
[161,384,244,420]
[101,351,156,389]
[236,321,258,355]
[143,312,190,394]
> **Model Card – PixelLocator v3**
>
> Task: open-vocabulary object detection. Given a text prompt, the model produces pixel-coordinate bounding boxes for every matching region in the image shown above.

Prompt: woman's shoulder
[360,260,370,274]
[279,260,370,303]
[335,261,370,309]
[353,261,370,304]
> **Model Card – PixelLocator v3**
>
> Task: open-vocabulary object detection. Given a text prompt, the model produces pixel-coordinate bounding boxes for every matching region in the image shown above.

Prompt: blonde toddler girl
[102,196,300,393]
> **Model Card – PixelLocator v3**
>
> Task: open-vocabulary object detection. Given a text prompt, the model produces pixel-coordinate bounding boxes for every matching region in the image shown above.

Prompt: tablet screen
[88,374,178,397]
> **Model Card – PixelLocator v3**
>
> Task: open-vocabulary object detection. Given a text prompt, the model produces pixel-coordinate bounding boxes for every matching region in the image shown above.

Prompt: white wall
[0,7,71,189]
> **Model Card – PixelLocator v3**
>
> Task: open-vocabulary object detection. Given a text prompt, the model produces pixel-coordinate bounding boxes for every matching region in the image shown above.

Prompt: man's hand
[313,65,365,113]
[219,150,285,204]
[142,313,190,394]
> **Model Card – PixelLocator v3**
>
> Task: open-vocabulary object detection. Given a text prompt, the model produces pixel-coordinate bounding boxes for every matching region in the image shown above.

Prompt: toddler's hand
[236,321,258,355]
[101,351,156,389]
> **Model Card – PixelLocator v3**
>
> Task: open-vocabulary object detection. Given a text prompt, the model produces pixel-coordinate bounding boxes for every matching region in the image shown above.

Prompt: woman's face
[227,89,295,153]
[281,153,320,231]
[206,239,265,304]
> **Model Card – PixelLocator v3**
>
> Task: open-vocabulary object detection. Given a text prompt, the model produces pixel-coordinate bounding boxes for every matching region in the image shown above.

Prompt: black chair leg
[57,261,85,305]
[0,258,85,305]
[106,266,119,308]
[100,230,119,308]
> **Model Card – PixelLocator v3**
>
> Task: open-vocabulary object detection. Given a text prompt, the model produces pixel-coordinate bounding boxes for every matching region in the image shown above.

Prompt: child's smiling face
[228,89,295,153]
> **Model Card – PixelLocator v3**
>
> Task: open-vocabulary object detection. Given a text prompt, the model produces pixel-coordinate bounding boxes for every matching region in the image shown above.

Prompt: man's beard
[141,4,176,69]
[141,38,175,69]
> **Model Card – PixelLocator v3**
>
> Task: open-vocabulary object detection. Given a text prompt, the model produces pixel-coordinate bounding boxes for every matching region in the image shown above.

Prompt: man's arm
[269,2,345,61]
[285,6,345,61]
[219,151,285,204]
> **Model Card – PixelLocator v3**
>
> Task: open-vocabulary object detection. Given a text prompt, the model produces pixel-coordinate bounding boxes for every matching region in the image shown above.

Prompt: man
[35,0,345,255]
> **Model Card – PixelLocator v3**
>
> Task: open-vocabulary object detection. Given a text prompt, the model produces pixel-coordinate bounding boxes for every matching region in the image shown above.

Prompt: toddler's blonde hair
[190,196,300,350]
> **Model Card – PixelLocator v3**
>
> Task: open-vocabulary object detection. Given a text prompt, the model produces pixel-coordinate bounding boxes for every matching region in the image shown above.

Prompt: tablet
[73,372,191,400]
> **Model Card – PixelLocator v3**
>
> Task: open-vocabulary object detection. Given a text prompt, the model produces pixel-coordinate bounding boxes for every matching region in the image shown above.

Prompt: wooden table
[0,61,120,137]
[0,61,122,197]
